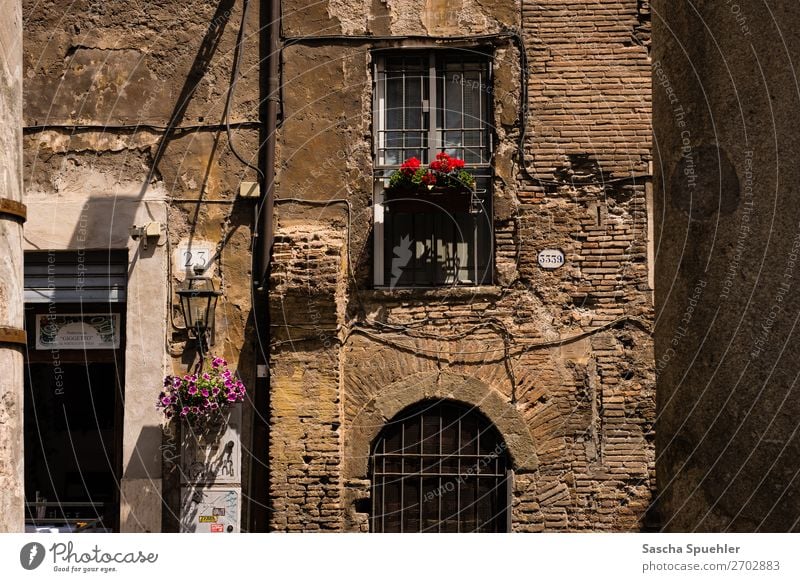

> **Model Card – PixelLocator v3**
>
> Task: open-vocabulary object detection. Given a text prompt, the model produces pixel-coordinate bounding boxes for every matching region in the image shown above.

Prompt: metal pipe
[258,0,280,289]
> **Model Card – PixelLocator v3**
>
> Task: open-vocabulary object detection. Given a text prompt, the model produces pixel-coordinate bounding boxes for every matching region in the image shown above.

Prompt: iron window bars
[371,400,510,533]
[373,51,494,287]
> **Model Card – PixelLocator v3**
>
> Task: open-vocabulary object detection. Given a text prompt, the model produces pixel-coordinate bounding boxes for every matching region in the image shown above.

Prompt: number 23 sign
[174,241,215,274]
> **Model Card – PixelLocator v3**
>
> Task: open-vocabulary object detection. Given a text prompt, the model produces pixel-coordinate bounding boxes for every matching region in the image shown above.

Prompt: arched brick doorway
[370,399,510,533]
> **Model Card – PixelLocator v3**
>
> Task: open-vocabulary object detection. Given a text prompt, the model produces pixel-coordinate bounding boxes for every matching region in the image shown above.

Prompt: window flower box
[386,153,476,197]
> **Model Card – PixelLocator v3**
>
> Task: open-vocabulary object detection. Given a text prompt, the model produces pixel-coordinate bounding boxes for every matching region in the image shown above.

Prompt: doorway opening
[23,251,126,532]
[370,399,510,533]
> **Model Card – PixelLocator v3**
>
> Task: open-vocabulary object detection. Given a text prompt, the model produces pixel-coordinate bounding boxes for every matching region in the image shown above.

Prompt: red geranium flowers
[400,156,422,176]
[388,152,474,191]
[429,151,465,173]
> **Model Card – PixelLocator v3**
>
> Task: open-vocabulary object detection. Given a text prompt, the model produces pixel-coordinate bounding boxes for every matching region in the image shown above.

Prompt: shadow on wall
[121,426,163,532]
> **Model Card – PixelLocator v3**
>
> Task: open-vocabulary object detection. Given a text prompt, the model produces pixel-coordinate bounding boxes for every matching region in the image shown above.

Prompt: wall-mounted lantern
[177,266,222,354]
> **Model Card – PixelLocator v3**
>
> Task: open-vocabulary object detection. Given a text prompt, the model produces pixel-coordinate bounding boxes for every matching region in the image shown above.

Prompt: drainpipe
[0,0,26,533]
[248,0,280,533]
[258,0,280,289]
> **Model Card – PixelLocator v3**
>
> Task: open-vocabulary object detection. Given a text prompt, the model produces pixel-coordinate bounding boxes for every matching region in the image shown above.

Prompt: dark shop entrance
[22,251,126,532]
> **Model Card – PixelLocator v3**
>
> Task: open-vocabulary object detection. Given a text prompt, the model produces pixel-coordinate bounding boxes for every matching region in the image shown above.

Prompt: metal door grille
[371,400,509,533]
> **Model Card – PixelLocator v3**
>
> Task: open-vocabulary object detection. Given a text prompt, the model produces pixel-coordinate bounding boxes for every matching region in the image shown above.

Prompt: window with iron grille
[371,400,510,533]
[373,51,493,288]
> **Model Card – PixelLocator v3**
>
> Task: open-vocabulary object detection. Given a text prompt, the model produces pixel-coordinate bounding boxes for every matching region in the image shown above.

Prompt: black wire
[225,0,265,181]
[23,121,261,133]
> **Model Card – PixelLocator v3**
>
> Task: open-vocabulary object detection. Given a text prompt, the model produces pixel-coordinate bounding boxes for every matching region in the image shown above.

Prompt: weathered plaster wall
[270,0,655,532]
[22,0,263,531]
[0,0,25,533]
[653,1,800,531]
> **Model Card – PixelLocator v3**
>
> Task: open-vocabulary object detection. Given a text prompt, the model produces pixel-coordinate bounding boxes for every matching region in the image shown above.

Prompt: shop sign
[35,313,120,350]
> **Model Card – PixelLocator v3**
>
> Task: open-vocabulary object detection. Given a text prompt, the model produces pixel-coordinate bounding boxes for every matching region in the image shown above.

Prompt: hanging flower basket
[157,356,246,431]
[387,152,475,196]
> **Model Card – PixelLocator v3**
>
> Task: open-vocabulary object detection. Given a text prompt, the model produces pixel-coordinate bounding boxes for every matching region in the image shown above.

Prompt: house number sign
[174,240,215,274]
[537,249,565,269]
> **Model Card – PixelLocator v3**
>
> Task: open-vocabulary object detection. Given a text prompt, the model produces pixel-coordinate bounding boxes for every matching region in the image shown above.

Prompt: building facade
[10,0,654,532]
[268,0,655,532]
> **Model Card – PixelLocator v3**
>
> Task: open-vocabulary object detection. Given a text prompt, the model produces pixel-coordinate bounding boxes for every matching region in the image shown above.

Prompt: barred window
[373,51,493,288]
[370,400,510,533]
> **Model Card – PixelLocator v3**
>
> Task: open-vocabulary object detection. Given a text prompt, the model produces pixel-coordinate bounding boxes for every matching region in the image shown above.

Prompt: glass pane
[385,76,403,129]
[444,76,462,129]
[405,133,422,148]
[463,72,482,128]
[464,130,484,164]
[444,131,461,150]
[383,148,401,166]
[405,76,423,130]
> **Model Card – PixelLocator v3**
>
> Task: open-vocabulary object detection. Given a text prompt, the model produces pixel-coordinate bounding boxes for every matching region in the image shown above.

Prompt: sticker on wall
[537,249,565,270]
[174,240,216,276]
[180,487,240,533]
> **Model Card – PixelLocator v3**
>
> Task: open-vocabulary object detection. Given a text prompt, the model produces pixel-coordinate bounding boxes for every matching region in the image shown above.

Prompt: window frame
[372,49,495,288]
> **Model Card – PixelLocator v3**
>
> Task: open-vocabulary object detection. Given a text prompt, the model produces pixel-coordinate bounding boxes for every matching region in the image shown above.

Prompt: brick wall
[523,0,651,180]
[269,0,654,532]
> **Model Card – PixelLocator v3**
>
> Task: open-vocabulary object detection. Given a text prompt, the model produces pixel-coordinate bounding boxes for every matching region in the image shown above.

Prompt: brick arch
[343,371,539,480]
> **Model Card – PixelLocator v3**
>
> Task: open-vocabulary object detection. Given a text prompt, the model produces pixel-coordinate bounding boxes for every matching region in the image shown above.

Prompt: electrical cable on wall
[225,0,265,182]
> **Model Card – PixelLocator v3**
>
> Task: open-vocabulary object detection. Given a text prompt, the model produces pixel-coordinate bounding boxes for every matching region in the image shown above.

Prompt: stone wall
[0,0,25,533]
[269,0,655,532]
[653,1,800,532]
[21,0,263,531]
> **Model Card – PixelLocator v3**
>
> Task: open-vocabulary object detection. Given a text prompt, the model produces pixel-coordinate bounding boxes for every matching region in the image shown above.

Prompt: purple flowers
[156,355,246,429]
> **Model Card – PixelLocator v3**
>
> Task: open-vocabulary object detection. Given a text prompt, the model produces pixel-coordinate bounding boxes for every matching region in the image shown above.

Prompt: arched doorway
[370,400,510,533]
